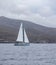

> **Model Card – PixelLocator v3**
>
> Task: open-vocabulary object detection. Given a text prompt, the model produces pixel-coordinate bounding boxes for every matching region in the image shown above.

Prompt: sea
[0,43,56,65]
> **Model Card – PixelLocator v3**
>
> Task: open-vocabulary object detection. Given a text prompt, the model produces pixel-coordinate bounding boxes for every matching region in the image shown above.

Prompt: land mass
[0,16,56,43]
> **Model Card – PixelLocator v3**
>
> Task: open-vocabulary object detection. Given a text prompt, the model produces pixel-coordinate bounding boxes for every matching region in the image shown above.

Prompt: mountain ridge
[0,16,56,43]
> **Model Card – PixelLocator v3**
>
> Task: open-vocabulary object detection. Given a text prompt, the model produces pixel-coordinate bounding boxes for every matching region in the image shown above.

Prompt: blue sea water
[0,43,56,65]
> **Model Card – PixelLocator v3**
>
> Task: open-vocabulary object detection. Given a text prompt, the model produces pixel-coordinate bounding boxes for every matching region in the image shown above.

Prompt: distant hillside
[0,16,56,43]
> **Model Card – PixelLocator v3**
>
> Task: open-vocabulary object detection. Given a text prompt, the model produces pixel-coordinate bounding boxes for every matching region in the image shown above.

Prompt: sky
[0,0,56,28]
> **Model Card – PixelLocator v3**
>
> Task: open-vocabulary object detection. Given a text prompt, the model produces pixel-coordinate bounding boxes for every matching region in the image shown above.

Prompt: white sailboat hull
[14,42,30,46]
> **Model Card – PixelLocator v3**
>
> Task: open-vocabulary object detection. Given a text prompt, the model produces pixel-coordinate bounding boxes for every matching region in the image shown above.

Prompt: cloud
[0,0,56,27]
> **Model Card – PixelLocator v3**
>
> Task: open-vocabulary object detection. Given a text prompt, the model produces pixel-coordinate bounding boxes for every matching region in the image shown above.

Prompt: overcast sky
[0,0,56,28]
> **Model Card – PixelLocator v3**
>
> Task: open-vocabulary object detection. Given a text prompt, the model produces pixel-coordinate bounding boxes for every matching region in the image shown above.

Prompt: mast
[23,23,24,43]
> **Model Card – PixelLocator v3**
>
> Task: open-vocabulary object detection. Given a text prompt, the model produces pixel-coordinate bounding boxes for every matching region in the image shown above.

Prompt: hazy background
[0,0,56,28]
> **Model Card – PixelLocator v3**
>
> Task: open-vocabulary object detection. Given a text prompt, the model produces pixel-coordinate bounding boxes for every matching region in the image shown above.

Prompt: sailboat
[15,23,30,46]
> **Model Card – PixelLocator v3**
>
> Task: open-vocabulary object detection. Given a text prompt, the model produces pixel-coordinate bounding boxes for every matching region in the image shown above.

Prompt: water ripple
[0,44,56,65]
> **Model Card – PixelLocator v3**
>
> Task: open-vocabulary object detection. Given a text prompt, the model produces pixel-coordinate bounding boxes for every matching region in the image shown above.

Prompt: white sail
[16,23,23,42]
[24,29,29,43]
[16,23,29,43]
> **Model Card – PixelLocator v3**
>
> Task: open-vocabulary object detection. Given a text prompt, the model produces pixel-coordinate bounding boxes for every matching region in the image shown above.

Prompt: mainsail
[16,23,29,43]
